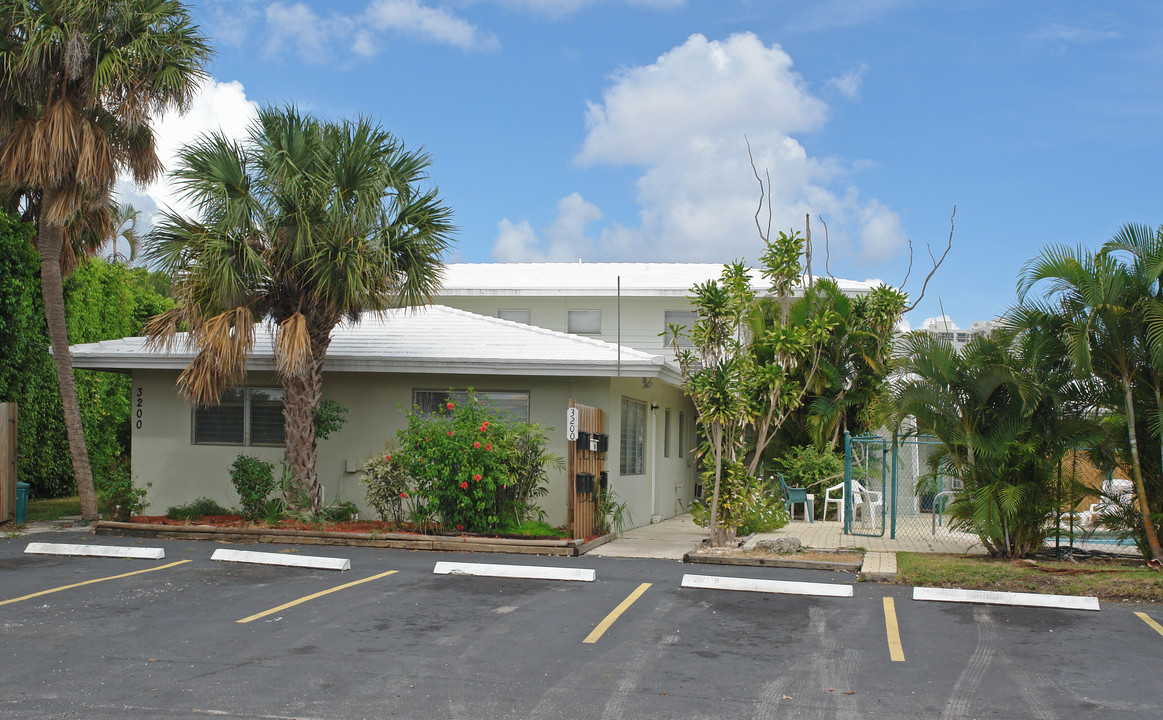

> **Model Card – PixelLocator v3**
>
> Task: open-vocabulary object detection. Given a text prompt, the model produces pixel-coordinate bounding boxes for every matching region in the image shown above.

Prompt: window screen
[568,310,601,334]
[663,408,671,457]
[678,410,686,458]
[193,387,283,446]
[620,397,646,475]
[664,310,697,347]
[413,389,530,423]
[498,309,531,324]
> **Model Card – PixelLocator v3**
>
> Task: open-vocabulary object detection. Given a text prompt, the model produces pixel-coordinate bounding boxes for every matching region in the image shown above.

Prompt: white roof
[438,262,876,298]
[70,305,681,383]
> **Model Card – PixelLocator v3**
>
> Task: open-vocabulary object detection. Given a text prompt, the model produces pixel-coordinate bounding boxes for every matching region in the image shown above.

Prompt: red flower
[473,474,482,481]
[485,443,492,452]
[446,402,455,410]
[473,441,481,449]
[460,481,469,490]
[384,453,391,462]
[399,491,407,499]
[457,524,464,531]
[447,430,454,437]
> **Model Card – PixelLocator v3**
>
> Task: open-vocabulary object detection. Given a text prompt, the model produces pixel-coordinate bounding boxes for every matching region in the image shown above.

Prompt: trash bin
[15,481,29,524]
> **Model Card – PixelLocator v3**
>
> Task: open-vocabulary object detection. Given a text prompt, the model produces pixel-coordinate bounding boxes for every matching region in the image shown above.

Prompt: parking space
[2,531,1161,719]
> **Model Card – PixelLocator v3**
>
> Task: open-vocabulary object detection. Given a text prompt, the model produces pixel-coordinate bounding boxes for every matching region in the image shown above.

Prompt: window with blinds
[412,389,531,423]
[193,387,285,446]
[620,397,646,475]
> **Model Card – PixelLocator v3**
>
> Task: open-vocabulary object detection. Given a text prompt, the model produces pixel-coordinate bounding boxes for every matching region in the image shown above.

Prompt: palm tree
[145,106,455,512]
[0,0,210,520]
[1017,243,1163,565]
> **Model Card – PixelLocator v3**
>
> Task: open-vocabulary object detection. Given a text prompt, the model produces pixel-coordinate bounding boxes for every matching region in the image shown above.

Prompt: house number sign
[135,387,144,430]
[566,408,578,441]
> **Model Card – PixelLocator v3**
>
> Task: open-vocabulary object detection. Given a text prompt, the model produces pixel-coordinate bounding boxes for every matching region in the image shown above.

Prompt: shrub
[313,399,349,440]
[770,445,844,516]
[691,462,789,536]
[362,449,412,524]
[385,390,562,533]
[166,497,232,521]
[230,455,277,520]
[95,458,149,521]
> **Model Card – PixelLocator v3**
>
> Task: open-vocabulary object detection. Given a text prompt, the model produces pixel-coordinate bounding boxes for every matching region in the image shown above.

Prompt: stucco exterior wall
[130,369,696,531]
[436,296,695,353]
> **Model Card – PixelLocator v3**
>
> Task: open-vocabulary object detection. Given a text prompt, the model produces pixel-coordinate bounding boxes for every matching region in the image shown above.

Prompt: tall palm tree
[1017,243,1163,565]
[0,0,210,520]
[145,106,455,512]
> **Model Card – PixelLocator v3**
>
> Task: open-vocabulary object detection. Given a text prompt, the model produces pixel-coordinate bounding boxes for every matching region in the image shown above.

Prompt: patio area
[748,516,988,555]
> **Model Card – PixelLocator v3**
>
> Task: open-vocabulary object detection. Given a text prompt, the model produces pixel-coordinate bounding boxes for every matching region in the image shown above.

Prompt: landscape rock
[756,537,802,555]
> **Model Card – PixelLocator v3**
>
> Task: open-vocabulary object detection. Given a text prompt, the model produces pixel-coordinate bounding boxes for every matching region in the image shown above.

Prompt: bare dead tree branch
[819,214,835,281]
[902,204,956,313]
[745,135,771,244]
[899,237,914,288]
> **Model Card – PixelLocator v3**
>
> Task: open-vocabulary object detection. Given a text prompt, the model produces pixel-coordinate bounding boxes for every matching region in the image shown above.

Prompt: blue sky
[118,0,1163,329]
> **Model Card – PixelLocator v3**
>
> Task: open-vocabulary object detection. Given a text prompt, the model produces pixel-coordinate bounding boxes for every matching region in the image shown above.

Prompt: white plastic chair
[822,479,883,524]
[1079,479,1135,528]
[851,479,883,525]
[823,482,845,522]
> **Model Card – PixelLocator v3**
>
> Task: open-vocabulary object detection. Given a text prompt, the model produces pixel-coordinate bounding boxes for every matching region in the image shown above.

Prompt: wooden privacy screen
[567,401,607,539]
[0,403,15,523]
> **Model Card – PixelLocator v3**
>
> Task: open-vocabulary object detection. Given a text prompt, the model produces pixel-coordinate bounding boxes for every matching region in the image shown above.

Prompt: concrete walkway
[586,513,707,560]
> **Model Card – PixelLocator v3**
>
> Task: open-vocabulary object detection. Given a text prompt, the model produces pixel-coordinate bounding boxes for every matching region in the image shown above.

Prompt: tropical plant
[892,326,1095,558]
[666,230,838,544]
[229,454,277,520]
[0,0,211,521]
[145,105,455,513]
[1016,235,1163,565]
[166,496,231,521]
[389,391,562,533]
[362,449,412,525]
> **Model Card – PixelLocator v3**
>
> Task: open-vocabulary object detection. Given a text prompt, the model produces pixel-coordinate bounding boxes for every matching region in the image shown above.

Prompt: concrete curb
[913,586,1100,611]
[434,561,596,582]
[681,573,854,597]
[682,551,862,572]
[860,551,898,581]
[25,542,165,560]
[211,548,351,571]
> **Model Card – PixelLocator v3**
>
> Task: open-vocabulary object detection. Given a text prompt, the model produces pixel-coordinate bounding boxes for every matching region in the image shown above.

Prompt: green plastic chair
[776,473,813,523]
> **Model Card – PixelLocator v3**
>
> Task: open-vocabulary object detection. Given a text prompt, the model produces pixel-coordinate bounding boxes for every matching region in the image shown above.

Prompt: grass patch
[896,552,1163,602]
[500,519,570,538]
[25,496,82,523]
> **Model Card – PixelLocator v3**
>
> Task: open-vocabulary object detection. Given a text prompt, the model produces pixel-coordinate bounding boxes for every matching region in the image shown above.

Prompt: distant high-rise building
[914,317,998,352]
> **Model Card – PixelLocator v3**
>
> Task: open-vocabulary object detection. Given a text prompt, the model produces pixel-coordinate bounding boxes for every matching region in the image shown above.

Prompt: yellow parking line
[0,559,192,606]
[583,582,651,644]
[883,596,905,662]
[236,570,398,624]
[1135,611,1163,637]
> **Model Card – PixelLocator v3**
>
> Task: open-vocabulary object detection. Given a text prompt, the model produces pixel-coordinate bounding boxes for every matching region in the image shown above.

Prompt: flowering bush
[361,450,415,525]
[365,390,562,532]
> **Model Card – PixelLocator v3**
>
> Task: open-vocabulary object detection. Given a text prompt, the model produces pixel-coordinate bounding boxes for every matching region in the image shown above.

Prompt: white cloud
[827,63,868,100]
[494,0,684,19]
[364,0,499,51]
[116,78,259,223]
[258,0,498,63]
[1028,22,1118,46]
[495,32,907,267]
[493,193,602,261]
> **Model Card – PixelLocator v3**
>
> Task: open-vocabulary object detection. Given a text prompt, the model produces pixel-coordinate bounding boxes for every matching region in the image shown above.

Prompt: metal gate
[845,432,888,537]
[844,431,950,540]
[567,401,607,539]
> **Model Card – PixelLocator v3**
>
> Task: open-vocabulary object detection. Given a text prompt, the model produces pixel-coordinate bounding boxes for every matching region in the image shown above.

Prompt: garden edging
[94,521,612,557]
[681,551,863,572]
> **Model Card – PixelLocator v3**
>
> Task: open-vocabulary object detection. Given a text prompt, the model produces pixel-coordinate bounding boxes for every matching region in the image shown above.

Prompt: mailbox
[576,472,594,494]
[595,434,609,453]
[576,431,591,452]
[599,471,608,492]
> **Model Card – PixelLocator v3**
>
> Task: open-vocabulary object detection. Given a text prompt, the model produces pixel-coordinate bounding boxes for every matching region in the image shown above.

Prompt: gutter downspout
[617,276,621,377]
[650,403,659,523]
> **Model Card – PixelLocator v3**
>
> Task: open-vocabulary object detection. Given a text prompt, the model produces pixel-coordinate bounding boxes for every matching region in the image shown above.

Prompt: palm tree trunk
[37,219,98,522]
[282,365,321,512]
[1122,380,1163,563]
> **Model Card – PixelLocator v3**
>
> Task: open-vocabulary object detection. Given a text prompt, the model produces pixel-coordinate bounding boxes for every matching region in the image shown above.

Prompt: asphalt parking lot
[2,530,1161,720]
